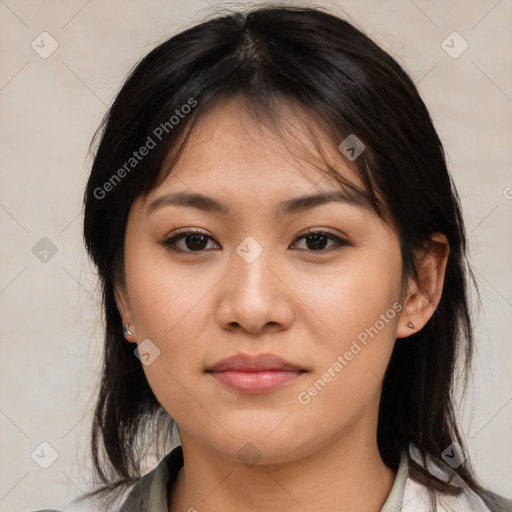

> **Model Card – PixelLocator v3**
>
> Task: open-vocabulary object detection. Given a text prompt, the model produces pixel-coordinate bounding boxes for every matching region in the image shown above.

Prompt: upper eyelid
[166,225,346,236]
[165,227,346,241]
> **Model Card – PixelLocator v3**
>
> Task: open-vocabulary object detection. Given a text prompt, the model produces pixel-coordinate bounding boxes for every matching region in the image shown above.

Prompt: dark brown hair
[79,4,510,511]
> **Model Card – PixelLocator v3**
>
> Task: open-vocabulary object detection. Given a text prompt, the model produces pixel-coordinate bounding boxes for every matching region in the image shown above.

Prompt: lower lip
[208,370,305,394]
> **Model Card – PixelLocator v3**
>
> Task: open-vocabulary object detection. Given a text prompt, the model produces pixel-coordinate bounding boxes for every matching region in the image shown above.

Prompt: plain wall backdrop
[1,0,511,510]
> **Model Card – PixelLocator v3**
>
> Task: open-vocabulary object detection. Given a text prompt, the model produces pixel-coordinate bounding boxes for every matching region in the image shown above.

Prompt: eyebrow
[146,188,372,217]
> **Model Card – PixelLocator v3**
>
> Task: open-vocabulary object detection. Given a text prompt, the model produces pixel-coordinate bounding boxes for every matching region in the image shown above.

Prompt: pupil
[187,234,207,250]
[307,234,327,251]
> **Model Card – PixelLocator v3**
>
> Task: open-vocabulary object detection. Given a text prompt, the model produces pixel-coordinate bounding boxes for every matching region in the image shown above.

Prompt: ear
[396,233,449,338]
[114,282,137,343]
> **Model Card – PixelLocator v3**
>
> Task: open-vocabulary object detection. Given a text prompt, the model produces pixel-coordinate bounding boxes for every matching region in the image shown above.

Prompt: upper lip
[206,353,305,372]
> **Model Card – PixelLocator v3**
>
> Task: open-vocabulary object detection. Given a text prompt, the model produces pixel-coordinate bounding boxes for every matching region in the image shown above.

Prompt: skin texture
[115,97,448,512]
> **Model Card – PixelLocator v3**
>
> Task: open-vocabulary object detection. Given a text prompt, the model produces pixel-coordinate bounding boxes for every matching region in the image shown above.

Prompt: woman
[33,4,511,512]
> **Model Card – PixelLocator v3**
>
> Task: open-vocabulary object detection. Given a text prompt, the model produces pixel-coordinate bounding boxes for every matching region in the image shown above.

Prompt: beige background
[1,0,511,510]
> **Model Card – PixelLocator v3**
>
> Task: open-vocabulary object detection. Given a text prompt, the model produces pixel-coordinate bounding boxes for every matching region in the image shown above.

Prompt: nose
[216,246,294,335]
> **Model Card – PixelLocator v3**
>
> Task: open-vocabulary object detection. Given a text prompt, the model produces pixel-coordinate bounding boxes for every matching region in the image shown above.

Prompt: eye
[162,229,218,253]
[290,229,350,252]
[161,229,350,254]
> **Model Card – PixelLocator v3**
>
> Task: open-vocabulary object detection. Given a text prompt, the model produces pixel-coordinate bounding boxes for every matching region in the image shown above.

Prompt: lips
[206,353,307,394]
[206,353,305,372]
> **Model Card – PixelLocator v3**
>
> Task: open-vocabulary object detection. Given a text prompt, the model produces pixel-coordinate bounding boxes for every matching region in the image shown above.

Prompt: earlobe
[396,233,449,339]
[114,284,137,342]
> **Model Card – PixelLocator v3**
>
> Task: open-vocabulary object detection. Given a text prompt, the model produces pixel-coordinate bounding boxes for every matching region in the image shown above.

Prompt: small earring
[123,323,133,336]
[407,321,415,329]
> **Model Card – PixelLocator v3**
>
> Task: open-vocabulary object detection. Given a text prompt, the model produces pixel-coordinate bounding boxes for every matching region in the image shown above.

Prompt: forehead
[145,97,366,206]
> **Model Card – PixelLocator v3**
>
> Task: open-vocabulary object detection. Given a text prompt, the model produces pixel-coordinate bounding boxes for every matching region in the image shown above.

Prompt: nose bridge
[232,235,274,303]
[217,234,292,333]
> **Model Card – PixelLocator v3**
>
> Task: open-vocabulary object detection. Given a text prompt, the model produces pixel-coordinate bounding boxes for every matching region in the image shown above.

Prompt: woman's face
[115,98,408,464]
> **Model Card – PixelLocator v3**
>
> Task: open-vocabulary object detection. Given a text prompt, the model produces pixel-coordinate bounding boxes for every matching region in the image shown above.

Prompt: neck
[168,423,395,512]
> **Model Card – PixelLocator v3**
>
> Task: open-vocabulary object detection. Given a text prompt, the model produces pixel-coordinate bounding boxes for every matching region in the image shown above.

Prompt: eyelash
[161,228,350,254]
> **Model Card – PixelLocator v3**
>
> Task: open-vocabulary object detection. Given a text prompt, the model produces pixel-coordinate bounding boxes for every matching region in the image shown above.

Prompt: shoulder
[402,445,511,512]
[27,445,184,512]
[403,478,512,511]
[117,444,183,512]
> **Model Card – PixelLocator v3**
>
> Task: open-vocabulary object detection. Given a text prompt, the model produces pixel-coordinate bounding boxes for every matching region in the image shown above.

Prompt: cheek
[123,239,211,340]
[293,295,401,439]
[121,242,207,395]
[294,245,403,349]
[291,242,403,411]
